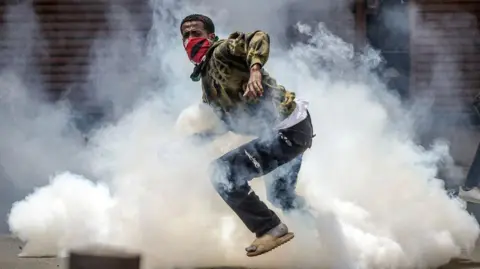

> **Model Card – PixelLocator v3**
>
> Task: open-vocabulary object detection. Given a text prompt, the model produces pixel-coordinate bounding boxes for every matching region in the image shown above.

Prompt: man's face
[181,20,214,42]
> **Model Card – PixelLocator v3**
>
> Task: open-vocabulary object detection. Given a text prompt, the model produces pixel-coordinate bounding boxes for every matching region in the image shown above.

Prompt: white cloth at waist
[274,99,309,130]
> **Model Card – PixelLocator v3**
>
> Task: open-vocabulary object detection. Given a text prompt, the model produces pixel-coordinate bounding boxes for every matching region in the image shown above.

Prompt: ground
[1,235,480,269]
[0,235,65,269]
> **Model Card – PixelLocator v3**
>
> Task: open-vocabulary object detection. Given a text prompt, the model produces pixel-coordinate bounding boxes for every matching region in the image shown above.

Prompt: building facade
[0,0,479,166]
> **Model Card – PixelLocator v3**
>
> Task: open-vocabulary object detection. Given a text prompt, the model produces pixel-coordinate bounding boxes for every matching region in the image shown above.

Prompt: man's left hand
[244,64,263,99]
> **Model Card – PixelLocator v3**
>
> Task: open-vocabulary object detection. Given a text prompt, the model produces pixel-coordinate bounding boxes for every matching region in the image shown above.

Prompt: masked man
[180,14,314,257]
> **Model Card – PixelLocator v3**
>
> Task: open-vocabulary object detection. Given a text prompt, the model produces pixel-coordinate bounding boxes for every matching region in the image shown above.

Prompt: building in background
[361,0,480,174]
[409,0,479,170]
[0,0,478,167]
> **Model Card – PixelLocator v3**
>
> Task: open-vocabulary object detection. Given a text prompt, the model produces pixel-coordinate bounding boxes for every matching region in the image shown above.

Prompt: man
[458,94,480,203]
[180,14,314,257]
[458,142,480,203]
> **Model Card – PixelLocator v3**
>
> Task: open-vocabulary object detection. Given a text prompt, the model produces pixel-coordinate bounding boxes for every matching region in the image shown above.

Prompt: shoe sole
[246,232,295,257]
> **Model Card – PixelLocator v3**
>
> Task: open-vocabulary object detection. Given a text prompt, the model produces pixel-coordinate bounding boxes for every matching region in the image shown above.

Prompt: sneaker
[459,187,480,204]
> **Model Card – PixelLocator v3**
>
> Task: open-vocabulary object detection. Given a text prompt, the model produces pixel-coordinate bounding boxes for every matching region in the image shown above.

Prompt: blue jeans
[210,113,313,237]
[264,155,305,212]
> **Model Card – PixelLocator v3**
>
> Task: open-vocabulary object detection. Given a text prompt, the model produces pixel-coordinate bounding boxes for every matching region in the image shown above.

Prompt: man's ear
[208,33,216,41]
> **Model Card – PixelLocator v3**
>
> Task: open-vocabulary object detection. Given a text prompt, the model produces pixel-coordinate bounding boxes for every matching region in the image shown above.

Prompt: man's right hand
[244,64,264,99]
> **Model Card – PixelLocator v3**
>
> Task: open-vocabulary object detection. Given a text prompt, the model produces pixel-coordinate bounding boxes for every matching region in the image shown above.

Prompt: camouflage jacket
[198,31,297,136]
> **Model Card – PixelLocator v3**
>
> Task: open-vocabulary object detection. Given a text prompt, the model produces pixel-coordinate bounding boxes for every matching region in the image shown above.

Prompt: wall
[1,0,476,167]
[366,0,410,99]
[409,0,480,167]
[285,0,356,46]
[0,0,151,101]
[410,0,480,120]
[0,0,151,232]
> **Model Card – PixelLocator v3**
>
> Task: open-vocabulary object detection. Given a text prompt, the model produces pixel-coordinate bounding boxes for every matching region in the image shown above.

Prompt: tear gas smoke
[4,1,480,269]
[0,2,90,190]
[0,2,92,233]
[404,6,480,185]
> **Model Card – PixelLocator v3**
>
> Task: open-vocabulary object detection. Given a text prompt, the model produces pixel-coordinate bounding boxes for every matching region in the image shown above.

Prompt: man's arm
[220,31,270,99]
[224,31,271,69]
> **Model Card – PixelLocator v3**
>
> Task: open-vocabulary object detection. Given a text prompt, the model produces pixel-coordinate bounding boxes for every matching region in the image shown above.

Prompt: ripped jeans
[210,112,314,237]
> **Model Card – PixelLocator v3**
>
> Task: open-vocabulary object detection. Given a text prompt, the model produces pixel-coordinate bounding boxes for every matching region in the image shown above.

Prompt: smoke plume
[3,1,479,269]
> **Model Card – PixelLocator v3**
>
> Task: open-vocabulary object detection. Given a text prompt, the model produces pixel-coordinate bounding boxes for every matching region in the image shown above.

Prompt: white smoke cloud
[4,1,480,269]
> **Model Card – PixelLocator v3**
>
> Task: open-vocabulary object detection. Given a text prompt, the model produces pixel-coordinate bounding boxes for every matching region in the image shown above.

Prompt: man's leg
[265,154,307,212]
[210,114,313,256]
[459,141,480,203]
[211,135,306,236]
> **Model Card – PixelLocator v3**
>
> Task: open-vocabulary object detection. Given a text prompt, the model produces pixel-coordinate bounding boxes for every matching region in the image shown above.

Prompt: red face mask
[184,37,211,64]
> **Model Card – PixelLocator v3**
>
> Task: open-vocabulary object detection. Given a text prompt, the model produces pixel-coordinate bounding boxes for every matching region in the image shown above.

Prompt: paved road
[0,235,64,269]
[1,235,480,269]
